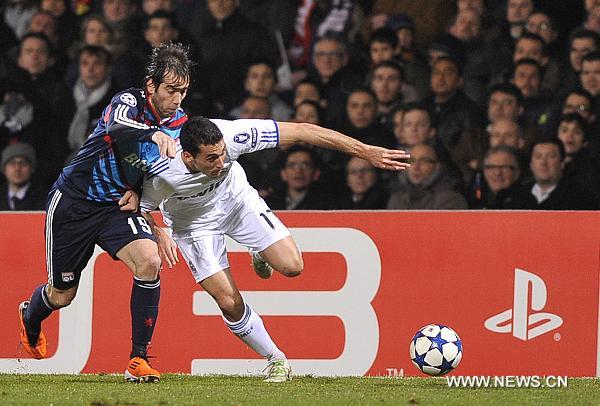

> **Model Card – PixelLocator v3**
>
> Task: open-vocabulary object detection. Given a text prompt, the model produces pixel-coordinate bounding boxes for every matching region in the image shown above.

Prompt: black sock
[24,284,55,345]
[130,277,160,359]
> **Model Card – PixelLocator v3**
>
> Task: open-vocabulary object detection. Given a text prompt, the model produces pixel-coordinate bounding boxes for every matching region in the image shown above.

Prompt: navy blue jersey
[54,88,187,203]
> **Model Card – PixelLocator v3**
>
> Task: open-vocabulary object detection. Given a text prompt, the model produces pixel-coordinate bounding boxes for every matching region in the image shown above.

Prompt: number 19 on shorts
[128,216,152,235]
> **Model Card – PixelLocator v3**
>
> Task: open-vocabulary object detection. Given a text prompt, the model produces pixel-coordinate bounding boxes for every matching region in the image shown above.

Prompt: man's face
[407,144,439,185]
[41,0,66,16]
[18,37,51,76]
[313,39,347,81]
[144,17,177,48]
[525,13,556,44]
[79,52,110,89]
[431,59,461,98]
[449,9,480,41]
[346,91,377,129]
[346,157,377,195]
[146,71,189,118]
[400,110,433,146]
[207,0,238,21]
[143,0,173,14]
[507,0,533,24]
[512,64,541,97]
[397,28,413,51]
[586,5,600,32]
[586,0,600,12]
[28,13,57,41]
[240,97,270,119]
[294,83,320,107]
[294,102,319,124]
[530,143,563,185]
[581,60,600,96]
[558,121,586,155]
[563,93,593,121]
[488,119,521,148]
[245,64,275,98]
[3,157,33,187]
[488,91,521,122]
[84,19,111,46]
[370,41,394,64]
[514,38,545,64]
[370,66,402,105]
[183,139,226,178]
[483,151,519,193]
[103,0,132,23]
[570,38,596,72]
[281,151,318,192]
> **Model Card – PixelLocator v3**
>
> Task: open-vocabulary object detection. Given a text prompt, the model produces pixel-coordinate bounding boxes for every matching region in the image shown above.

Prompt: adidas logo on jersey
[124,153,151,172]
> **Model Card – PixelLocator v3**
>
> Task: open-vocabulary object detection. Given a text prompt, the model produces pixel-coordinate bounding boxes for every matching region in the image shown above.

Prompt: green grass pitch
[0,374,599,405]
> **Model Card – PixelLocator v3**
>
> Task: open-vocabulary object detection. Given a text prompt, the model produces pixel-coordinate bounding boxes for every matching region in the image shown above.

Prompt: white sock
[224,303,285,361]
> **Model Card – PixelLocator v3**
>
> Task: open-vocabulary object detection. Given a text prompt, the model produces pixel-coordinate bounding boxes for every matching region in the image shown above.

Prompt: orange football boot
[124,356,161,383]
[18,301,47,359]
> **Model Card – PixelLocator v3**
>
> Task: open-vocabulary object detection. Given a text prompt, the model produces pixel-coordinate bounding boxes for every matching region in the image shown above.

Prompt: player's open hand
[119,190,139,212]
[151,131,177,158]
[157,230,179,269]
[363,145,411,171]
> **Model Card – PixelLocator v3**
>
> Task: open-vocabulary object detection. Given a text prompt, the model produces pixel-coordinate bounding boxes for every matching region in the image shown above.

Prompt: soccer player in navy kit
[18,43,193,382]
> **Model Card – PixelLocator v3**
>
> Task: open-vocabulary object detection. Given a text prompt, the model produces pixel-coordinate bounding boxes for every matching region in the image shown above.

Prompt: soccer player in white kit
[140,117,410,382]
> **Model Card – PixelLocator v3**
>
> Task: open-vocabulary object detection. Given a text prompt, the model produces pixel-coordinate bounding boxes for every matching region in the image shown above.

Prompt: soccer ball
[409,324,462,376]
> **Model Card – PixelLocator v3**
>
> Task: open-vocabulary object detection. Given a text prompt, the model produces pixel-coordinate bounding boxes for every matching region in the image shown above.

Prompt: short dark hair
[294,99,325,123]
[488,83,523,106]
[563,87,595,114]
[370,60,405,82]
[530,137,565,161]
[582,51,600,65]
[20,32,53,56]
[144,10,178,31]
[512,58,542,78]
[569,29,600,50]
[79,45,112,66]
[369,28,398,49]
[558,113,589,140]
[516,32,547,56]
[145,42,193,88]
[245,58,276,79]
[180,116,223,156]
[433,55,463,76]
[284,144,319,168]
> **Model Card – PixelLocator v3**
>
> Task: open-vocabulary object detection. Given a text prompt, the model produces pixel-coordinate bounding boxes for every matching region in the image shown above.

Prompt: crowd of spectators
[1,0,599,210]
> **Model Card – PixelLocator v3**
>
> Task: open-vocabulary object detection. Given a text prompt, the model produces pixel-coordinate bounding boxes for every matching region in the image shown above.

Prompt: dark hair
[348,87,377,102]
[314,31,347,54]
[294,99,325,124]
[20,32,53,56]
[80,14,113,42]
[79,44,112,66]
[512,58,542,77]
[582,51,600,65]
[144,10,178,31]
[284,144,320,168]
[245,58,276,79]
[433,55,463,76]
[568,29,600,49]
[558,112,589,140]
[180,116,223,156]
[296,78,322,95]
[516,32,547,56]
[369,27,398,49]
[530,137,566,161]
[370,60,405,82]
[145,42,193,88]
[401,102,431,117]
[563,88,595,112]
[488,83,523,106]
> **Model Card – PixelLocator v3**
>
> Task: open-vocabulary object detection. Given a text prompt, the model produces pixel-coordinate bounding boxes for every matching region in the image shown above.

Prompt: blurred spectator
[194,0,277,115]
[368,28,398,66]
[0,142,47,210]
[4,0,38,40]
[39,0,78,53]
[510,58,553,129]
[468,145,522,209]
[338,157,389,209]
[267,145,333,210]
[238,96,271,120]
[369,61,417,130]
[307,33,365,130]
[524,10,559,60]
[67,46,117,159]
[422,56,484,151]
[101,0,140,58]
[293,100,324,125]
[512,32,560,93]
[293,78,323,108]
[140,0,196,49]
[229,60,292,121]
[584,4,600,34]
[580,52,600,117]
[506,0,534,39]
[341,88,394,148]
[507,138,598,209]
[556,29,599,101]
[387,142,467,209]
[556,113,600,202]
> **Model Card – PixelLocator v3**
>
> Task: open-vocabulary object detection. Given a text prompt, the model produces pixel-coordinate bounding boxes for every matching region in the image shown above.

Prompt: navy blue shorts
[45,189,156,289]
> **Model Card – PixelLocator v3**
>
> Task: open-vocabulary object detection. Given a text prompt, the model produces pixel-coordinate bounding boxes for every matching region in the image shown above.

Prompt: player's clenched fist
[152,131,177,158]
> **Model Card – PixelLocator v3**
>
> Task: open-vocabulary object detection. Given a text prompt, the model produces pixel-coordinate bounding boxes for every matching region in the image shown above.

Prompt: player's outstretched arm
[277,122,411,171]
[141,211,179,268]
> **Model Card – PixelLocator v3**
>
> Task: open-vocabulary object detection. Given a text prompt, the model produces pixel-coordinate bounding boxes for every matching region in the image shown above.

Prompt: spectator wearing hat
[0,142,47,210]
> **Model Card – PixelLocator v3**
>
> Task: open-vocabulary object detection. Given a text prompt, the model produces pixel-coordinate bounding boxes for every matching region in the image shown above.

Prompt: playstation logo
[484,268,563,340]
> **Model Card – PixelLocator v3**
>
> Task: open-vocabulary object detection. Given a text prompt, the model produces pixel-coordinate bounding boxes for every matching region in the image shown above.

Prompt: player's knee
[47,287,75,308]
[134,253,162,280]
[280,254,304,278]
[217,295,245,321]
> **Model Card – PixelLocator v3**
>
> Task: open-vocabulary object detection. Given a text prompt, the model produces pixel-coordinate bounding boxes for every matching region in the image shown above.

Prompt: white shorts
[175,194,290,283]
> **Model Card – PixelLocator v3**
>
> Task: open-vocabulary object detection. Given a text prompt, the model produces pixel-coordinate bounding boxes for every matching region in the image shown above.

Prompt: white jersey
[140,119,279,237]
